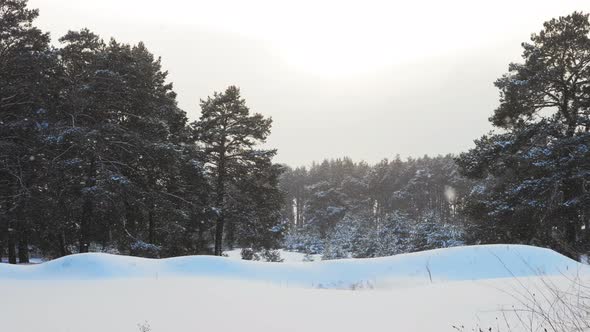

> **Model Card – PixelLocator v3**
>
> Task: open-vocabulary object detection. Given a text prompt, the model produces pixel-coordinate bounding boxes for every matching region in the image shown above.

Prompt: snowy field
[0,257,45,264]
[224,248,322,262]
[0,245,588,332]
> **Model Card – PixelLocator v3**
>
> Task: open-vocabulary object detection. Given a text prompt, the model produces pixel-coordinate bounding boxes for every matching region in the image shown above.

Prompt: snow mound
[224,248,321,262]
[0,245,586,288]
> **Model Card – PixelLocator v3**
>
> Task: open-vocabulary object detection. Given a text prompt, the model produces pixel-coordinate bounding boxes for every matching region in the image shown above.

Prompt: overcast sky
[28,0,590,166]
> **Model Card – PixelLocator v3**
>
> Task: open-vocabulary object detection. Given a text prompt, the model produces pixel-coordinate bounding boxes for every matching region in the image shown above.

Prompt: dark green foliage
[458,12,590,259]
[3,1,587,264]
[191,86,280,255]
[0,0,284,261]
[240,247,259,261]
[0,0,57,264]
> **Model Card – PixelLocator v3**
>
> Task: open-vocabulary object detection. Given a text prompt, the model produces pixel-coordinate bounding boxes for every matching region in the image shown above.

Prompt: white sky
[28,0,590,166]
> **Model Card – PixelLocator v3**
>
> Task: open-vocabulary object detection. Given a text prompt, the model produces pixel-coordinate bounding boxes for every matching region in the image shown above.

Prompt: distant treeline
[279,155,469,259]
[280,12,590,260]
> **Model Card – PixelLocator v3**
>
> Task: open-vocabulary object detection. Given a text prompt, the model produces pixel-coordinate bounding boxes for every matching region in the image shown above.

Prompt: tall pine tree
[192,86,275,256]
[458,12,590,258]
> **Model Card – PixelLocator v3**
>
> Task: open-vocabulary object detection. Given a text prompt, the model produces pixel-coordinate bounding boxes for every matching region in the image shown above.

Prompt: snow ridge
[0,245,586,289]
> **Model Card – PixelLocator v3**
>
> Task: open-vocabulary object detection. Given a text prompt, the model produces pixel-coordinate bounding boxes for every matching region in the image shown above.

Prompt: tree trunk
[16,208,29,263]
[1,201,16,264]
[214,179,225,256]
[0,212,4,263]
[560,175,580,259]
[80,158,96,253]
[146,172,157,246]
[296,196,304,226]
[79,197,92,253]
[7,223,16,264]
[214,214,224,256]
[124,199,137,240]
[583,218,590,254]
[18,236,29,264]
[148,207,155,244]
[214,155,226,256]
[194,213,205,254]
[226,218,234,250]
[54,195,69,257]
[59,232,68,257]
[563,214,579,260]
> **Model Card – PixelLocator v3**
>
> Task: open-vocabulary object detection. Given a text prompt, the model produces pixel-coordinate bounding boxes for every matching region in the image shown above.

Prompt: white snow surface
[0,244,586,288]
[1,245,589,332]
[0,257,45,264]
[224,248,322,262]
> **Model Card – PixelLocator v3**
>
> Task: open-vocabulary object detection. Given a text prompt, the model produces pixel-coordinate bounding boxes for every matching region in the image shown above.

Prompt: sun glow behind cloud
[138,0,587,77]
[168,0,513,76]
[37,0,578,77]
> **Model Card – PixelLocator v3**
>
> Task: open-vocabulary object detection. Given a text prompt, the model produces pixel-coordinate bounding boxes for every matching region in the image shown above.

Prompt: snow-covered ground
[0,245,588,332]
[0,245,583,287]
[224,248,322,262]
[0,257,45,264]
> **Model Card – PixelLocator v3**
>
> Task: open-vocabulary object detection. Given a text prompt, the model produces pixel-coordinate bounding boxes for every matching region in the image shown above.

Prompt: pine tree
[0,0,56,263]
[192,86,274,255]
[232,159,285,251]
[1,0,230,259]
[458,12,590,258]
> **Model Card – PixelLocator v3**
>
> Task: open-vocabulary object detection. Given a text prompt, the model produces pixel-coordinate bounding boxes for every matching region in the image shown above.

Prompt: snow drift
[0,245,586,288]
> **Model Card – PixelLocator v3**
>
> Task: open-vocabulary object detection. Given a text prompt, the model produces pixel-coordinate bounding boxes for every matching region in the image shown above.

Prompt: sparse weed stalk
[349,280,375,290]
[456,254,590,332]
[137,321,151,332]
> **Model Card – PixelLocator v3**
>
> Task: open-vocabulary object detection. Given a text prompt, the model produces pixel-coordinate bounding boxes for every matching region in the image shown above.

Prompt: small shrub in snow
[240,248,260,261]
[302,253,315,262]
[261,249,284,262]
[240,248,284,262]
[130,241,161,258]
[349,280,374,291]
[103,246,121,255]
[137,321,151,332]
[283,229,324,254]
[322,216,357,260]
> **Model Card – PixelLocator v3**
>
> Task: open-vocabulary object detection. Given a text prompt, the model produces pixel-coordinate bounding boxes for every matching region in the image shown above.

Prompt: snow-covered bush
[322,216,357,260]
[240,248,260,261]
[260,249,284,262]
[137,321,151,332]
[411,213,465,252]
[373,212,415,257]
[302,253,315,262]
[321,211,465,260]
[240,248,283,262]
[130,241,161,258]
[88,243,121,255]
[283,227,324,254]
